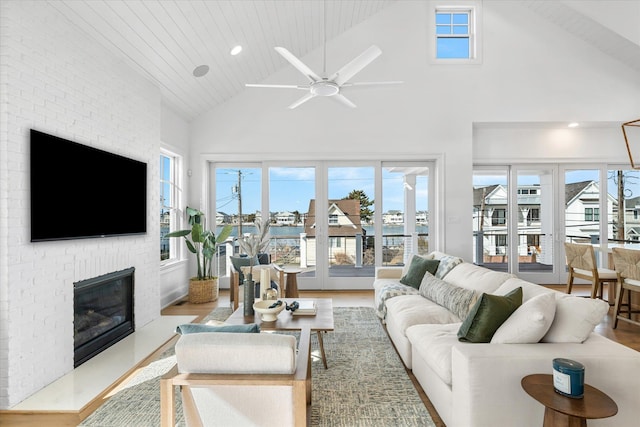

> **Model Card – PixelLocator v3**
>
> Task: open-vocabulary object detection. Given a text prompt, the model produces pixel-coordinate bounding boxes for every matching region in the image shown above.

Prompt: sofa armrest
[375,266,403,280]
[449,334,640,427]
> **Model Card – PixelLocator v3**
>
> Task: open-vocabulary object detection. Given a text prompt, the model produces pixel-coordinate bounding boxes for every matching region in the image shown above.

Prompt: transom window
[436,9,472,59]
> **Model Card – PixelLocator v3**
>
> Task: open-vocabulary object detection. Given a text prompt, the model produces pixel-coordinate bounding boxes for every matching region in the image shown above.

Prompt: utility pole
[618,170,624,241]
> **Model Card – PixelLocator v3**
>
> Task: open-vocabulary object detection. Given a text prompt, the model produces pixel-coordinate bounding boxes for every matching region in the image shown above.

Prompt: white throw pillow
[491,292,556,343]
[541,295,609,343]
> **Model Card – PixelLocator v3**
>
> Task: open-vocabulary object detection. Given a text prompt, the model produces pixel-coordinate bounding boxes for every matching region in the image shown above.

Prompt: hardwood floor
[2,285,637,427]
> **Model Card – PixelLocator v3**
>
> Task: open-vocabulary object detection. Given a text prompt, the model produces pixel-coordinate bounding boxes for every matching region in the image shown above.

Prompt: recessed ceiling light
[230,45,243,56]
[568,122,579,128]
[193,65,209,77]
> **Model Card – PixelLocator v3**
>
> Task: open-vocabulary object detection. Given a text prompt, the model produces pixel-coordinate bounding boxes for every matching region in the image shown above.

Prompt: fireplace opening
[74,267,135,368]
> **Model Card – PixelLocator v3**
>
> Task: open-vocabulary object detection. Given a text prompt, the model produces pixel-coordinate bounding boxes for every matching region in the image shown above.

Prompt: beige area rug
[80,306,435,426]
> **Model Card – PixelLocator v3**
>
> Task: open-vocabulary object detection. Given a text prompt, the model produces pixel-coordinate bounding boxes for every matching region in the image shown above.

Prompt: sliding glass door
[514,166,556,282]
[474,164,628,284]
[211,160,434,290]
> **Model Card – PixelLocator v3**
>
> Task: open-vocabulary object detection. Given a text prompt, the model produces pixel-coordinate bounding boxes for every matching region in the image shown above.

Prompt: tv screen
[30,129,147,242]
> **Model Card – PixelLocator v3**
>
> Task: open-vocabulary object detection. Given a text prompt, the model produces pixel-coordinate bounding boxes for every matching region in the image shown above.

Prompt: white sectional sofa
[374,252,640,427]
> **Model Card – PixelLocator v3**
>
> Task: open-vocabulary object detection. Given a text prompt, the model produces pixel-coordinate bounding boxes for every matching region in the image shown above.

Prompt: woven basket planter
[189,278,218,304]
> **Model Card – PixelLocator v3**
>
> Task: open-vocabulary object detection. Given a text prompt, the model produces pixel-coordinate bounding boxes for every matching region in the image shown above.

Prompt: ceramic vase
[243,274,255,316]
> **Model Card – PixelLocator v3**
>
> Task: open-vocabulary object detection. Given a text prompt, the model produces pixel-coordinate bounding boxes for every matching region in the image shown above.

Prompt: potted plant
[236,219,271,315]
[166,207,233,303]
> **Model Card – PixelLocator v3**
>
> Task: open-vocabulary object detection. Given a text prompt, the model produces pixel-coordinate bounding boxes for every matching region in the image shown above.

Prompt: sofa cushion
[176,323,260,334]
[385,295,462,334]
[457,287,523,343]
[374,280,420,319]
[175,332,297,374]
[406,323,461,386]
[434,255,463,279]
[444,263,514,294]
[400,255,440,289]
[419,273,479,320]
[541,295,609,343]
[491,292,556,343]
[493,277,554,301]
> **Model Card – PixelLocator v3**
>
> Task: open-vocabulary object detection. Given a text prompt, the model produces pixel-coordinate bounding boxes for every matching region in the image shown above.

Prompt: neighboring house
[564,181,615,242]
[275,211,296,225]
[416,211,428,225]
[472,181,616,262]
[383,210,404,225]
[304,199,363,265]
[216,211,230,225]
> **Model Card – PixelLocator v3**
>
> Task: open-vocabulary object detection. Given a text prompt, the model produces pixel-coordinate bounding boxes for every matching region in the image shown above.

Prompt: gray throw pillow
[400,255,440,289]
[419,273,478,320]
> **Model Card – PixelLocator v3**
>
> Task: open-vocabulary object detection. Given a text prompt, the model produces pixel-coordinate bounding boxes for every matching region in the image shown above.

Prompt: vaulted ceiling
[50,0,639,122]
[50,0,396,121]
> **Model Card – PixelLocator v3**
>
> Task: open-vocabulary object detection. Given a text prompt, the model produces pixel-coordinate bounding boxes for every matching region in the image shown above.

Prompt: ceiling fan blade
[275,47,321,83]
[341,81,404,87]
[330,45,382,86]
[246,83,309,90]
[331,93,357,108]
[288,92,316,109]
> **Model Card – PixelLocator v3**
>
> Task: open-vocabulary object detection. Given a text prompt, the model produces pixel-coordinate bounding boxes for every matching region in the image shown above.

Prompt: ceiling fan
[245,3,402,109]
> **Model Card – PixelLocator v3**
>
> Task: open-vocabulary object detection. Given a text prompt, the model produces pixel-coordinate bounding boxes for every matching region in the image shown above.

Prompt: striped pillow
[419,273,478,321]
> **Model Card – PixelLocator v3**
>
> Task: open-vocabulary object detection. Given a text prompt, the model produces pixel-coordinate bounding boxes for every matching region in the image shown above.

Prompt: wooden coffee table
[521,374,618,426]
[225,298,334,369]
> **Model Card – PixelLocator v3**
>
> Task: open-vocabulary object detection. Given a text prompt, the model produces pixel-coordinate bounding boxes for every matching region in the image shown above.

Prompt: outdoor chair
[160,327,311,427]
[611,247,640,329]
[564,242,617,302]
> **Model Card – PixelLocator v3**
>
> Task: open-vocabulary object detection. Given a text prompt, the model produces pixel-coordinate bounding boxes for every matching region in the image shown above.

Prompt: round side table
[521,374,617,427]
[284,269,302,298]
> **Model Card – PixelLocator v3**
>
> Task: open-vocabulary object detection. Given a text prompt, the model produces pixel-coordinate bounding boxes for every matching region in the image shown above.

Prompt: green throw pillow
[457,287,523,343]
[176,323,260,334]
[400,256,440,289]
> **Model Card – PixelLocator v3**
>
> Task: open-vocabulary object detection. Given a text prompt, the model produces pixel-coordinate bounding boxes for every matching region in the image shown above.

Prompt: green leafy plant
[166,207,233,280]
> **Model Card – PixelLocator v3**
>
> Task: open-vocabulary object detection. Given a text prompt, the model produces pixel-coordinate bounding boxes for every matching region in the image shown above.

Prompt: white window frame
[428,1,482,65]
[160,148,184,265]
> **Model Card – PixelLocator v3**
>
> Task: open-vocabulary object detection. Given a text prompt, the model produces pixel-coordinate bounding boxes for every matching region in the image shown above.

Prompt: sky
[472,169,640,201]
[215,167,429,215]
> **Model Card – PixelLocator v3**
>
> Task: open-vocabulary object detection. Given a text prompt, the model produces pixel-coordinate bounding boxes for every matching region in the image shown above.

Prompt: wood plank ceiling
[49,0,397,121]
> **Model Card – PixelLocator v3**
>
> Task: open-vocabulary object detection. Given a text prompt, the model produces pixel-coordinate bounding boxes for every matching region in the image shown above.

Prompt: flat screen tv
[30,129,147,242]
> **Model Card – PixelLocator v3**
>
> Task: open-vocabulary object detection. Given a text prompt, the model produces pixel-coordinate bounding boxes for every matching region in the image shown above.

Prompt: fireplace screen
[74,267,135,367]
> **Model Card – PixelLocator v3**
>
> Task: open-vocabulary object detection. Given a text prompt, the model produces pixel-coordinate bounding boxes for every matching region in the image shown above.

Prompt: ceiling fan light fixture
[230,45,243,56]
[310,81,340,97]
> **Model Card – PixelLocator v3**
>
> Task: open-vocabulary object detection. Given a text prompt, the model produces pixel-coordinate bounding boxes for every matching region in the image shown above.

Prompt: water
[217,224,429,237]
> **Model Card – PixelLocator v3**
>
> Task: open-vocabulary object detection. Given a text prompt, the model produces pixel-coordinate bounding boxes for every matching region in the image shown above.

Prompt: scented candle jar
[552,358,585,398]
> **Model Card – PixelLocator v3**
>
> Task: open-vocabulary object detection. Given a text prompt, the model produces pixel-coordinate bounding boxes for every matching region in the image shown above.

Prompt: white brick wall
[0,1,161,408]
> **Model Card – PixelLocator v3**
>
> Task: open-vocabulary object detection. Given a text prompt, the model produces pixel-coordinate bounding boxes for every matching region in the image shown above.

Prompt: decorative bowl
[253,300,285,322]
